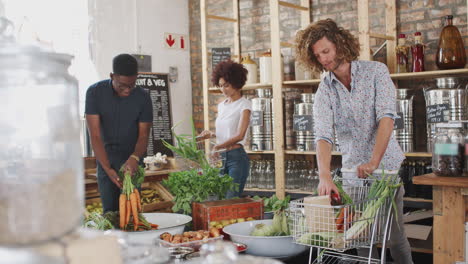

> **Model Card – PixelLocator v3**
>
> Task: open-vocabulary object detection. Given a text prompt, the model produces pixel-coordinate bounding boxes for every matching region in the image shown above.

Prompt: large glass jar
[432,123,465,177]
[464,122,468,177]
[436,15,467,70]
[0,18,83,245]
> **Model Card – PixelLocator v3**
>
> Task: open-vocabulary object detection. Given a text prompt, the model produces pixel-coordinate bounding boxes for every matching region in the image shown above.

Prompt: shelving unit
[200,0,467,201]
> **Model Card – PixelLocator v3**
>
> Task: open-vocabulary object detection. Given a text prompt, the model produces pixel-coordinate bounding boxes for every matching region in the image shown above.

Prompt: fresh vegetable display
[86,201,103,214]
[250,195,291,236]
[163,167,236,215]
[209,217,255,229]
[162,118,237,215]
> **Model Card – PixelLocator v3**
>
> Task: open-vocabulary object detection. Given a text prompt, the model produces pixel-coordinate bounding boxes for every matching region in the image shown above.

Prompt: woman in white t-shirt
[199,60,252,198]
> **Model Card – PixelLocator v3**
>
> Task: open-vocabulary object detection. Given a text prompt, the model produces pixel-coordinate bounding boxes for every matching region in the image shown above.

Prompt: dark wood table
[413,173,468,264]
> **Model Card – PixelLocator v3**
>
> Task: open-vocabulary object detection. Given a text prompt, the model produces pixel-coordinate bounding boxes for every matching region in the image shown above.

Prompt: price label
[293,115,313,131]
[394,112,404,130]
[251,111,264,126]
[426,104,450,123]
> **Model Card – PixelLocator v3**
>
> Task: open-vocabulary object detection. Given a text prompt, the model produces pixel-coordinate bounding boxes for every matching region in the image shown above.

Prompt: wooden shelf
[246,150,275,154]
[284,150,431,157]
[405,152,432,157]
[209,83,272,93]
[390,68,468,80]
[280,69,468,87]
[283,79,321,87]
[403,197,433,203]
[285,150,342,155]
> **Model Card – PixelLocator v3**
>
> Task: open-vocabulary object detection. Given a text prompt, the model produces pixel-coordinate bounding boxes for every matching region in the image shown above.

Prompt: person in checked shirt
[295,19,413,263]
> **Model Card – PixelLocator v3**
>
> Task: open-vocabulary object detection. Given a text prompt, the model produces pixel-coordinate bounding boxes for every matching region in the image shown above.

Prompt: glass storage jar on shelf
[0,17,83,245]
[432,122,465,177]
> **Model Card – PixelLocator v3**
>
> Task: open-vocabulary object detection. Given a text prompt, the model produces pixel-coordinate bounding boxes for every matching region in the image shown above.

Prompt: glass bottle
[396,34,410,73]
[432,123,465,177]
[436,15,467,70]
[411,32,425,72]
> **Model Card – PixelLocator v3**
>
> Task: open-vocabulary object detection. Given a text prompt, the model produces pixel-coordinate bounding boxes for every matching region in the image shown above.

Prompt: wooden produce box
[84,182,173,213]
[140,182,174,212]
[192,198,263,230]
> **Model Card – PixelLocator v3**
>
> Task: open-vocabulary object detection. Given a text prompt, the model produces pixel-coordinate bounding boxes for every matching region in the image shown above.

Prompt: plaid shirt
[313,60,404,170]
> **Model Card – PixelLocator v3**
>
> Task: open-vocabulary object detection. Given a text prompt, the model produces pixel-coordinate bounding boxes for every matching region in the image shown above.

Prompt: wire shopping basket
[173,137,226,171]
[289,176,400,264]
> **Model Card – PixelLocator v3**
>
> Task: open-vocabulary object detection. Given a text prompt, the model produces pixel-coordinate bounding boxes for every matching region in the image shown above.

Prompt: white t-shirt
[215,97,252,146]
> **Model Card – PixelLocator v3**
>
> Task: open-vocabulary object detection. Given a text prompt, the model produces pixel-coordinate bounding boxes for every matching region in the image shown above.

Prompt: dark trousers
[97,148,129,213]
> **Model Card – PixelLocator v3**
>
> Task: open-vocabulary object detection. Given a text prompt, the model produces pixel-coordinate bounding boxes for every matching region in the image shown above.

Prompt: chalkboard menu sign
[426,104,450,123]
[293,115,313,131]
[212,47,231,72]
[137,73,174,157]
[393,112,404,130]
[251,111,264,126]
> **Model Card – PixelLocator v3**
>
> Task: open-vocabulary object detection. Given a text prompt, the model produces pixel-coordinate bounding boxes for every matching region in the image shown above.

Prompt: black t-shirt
[85,79,153,157]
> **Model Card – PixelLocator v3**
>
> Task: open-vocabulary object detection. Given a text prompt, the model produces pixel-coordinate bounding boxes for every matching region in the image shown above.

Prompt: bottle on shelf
[436,15,467,70]
[396,34,410,73]
[411,32,425,72]
[241,54,258,84]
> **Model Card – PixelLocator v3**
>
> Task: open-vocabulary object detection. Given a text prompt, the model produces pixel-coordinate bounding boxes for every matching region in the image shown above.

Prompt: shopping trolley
[289,176,399,264]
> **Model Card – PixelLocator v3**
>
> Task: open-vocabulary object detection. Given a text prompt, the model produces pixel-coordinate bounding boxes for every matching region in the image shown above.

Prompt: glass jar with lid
[432,122,465,177]
[464,121,468,177]
[0,17,83,245]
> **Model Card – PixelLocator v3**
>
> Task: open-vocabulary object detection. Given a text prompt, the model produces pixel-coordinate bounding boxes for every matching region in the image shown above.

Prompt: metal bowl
[223,220,307,258]
[125,213,192,244]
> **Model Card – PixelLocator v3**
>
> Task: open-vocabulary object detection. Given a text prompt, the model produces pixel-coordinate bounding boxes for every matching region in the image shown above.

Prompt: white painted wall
[88,0,192,135]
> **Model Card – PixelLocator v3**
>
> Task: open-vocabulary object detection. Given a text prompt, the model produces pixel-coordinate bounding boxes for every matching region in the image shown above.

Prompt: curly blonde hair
[295,19,360,73]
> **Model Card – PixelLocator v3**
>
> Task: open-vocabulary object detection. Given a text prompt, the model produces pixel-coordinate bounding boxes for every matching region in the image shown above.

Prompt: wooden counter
[413,173,468,264]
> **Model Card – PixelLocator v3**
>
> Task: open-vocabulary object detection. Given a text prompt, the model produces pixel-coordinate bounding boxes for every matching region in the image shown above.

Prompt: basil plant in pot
[162,119,238,215]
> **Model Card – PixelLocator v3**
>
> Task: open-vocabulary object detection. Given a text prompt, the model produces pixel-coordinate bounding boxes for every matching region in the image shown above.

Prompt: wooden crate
[192,198,263,230]
[141,182,174,212]
[84,182,173,212]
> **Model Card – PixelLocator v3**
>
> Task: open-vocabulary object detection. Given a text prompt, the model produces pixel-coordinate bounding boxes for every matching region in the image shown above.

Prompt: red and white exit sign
[164,33,187,50]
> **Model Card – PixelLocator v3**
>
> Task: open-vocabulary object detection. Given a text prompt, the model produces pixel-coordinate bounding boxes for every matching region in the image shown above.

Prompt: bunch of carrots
[119,171,158,231]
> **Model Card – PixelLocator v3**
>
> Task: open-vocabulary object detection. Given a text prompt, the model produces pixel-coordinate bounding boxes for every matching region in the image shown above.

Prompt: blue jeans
[221,147,250,199]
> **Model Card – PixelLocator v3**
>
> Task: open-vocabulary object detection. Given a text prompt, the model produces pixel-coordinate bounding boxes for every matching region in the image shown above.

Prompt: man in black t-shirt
[85,54,152,213]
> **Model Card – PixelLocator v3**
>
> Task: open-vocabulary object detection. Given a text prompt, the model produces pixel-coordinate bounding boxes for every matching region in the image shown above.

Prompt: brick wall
[189,0,468,139]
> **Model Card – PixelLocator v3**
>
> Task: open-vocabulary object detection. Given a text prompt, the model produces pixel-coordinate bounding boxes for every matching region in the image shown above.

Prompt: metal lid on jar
[0,17,72,68]
[255,88,272,98]
[436,77,458,89]
[395,88,412,99]
[436,122,463,128]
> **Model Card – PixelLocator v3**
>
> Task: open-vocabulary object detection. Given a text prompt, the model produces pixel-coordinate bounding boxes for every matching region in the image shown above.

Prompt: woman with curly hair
[296,19,413,263]
[199,60,251,198]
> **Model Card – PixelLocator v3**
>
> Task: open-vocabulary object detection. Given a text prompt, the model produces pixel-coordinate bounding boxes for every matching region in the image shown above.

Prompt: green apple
[246,217,255,221]
[236,218,245,223]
